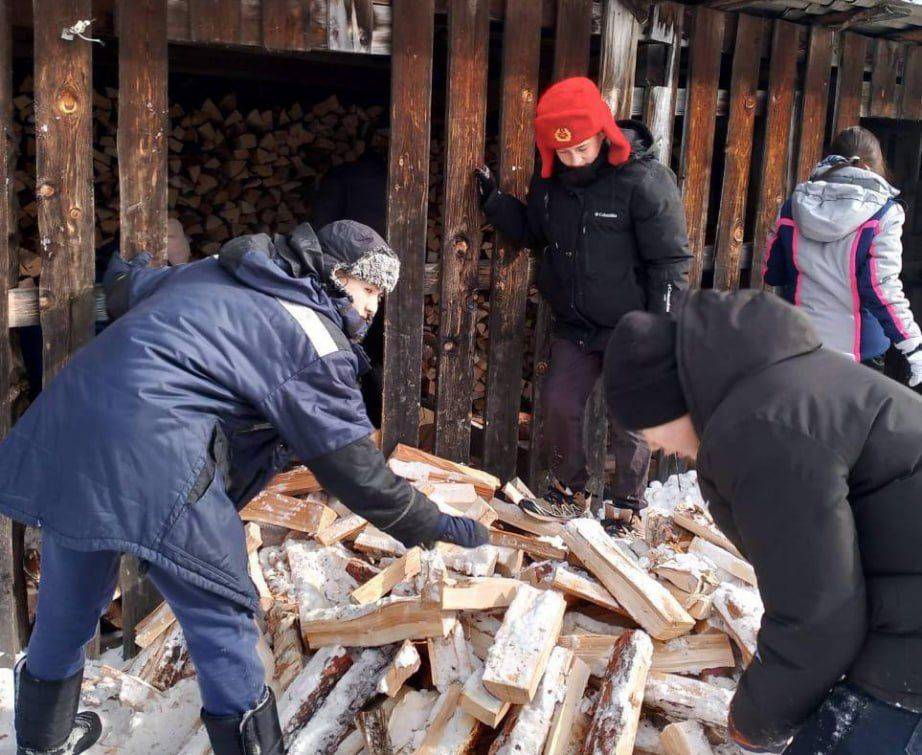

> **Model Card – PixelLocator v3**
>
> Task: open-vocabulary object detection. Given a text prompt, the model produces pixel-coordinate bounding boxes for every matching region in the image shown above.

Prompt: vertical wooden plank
[643,2,684,167]
[118,0,169,658]
[482,0,542,482]
[833,32,868,135]
[433,0,490,463]
[680,5,724,288]
[329,0,375,52]
[34,0,95,385]
[598,0,641,119]
[167,0,192,41]
[552,0,593,79]
[0,0,28,666]
[240,0,263,45]
[795,26,834,185]
[901,44,922,121]
[750,19,798,291]
[526,0,593,490]
[263,0,311,51]
[189,0,242,44]
[309,0,328,49]
[711,14,763,292]
[118,0,169,263]
[869,38,900,120]
[381,0,434,456]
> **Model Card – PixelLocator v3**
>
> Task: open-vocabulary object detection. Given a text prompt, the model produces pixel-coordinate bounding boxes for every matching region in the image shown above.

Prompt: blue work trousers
[25,535,265,716]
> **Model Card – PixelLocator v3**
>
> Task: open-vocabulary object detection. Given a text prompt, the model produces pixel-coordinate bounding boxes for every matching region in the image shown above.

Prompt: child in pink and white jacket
[763,126,922,386]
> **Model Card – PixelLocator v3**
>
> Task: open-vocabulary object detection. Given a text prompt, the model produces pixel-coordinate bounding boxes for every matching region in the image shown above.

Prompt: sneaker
[520,478,592,522]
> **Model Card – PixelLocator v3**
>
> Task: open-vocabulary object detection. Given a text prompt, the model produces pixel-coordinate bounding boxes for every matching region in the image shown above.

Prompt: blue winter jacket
[0,230,441,611]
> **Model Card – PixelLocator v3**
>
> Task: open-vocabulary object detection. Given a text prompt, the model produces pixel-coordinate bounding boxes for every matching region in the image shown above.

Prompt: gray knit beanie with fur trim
[316,220,400,293]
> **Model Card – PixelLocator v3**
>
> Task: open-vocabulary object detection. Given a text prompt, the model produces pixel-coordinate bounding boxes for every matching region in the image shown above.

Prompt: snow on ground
[644,470,704,513]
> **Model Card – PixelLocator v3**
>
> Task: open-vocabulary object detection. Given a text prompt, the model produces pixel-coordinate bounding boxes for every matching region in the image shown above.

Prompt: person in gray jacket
[763,126,922,385]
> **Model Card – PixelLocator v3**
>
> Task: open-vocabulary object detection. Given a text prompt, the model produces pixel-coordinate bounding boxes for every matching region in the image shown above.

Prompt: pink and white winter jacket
[763,157,921,362]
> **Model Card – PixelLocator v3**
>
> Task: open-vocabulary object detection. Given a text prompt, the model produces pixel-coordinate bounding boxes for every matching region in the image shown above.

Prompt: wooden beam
[833,32,869,135]
[0,0,26,665]
[795,26,834,185]
[583,630,654,755]
[901,44,922,120]
[526,0,593,493]
[381,0,434,455]
[712,14,763,292]
[598,0,642,118]
[481,0,541,482]
[262,0,312,51]
[680,5,724,288]
[869,38,901,119]
[118,0,168,262]
[189,0,242,45]
[750,20,798,291]
[434,0,490,462]
[34,0,95,384]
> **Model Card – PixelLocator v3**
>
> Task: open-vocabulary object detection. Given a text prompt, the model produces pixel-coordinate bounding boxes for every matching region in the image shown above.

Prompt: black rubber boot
[202,686,286,755]
[14,657,102,755]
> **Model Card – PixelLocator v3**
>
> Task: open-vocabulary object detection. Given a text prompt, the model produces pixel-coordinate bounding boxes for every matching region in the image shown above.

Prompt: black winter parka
[678,291,922,748]
[484,121,691,351]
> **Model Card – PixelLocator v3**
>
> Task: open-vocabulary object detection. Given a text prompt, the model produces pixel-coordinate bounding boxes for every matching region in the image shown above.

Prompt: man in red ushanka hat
[475,76,691,522]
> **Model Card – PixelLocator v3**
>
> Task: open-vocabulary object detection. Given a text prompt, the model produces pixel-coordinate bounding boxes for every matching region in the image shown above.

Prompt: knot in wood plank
[57,88,80,116]
[36,183,55,199]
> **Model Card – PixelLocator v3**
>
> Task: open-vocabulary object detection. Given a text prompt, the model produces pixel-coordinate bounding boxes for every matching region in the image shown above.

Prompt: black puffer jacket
[677,291,922,748]
[484,120,691,351]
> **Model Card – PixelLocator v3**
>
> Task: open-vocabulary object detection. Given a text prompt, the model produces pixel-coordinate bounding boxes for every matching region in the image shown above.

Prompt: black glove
[435,513,489,549]
[474,165,497,209]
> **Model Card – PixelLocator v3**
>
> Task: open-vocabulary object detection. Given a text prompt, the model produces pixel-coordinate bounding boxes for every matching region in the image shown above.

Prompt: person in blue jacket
[1,220,487,755]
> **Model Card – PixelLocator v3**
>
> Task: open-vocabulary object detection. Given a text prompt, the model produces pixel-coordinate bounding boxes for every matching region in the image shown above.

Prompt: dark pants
[26,535,265,716]
[785,684,922,754]
[543,337,651,497]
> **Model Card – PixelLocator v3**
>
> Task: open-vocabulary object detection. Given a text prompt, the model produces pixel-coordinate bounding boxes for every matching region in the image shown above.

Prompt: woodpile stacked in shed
[42,456,757,753]
[8,77,526,425]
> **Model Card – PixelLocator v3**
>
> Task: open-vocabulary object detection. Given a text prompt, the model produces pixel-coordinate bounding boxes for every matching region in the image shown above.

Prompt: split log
[288,646,398,754]
[354,527,407,559]
[583,630,654,755]
[712,583,763,665]
[357,694,400,755]
[387,688,440,753]
[266,467,323,497]
[300,596,456,649]
[351,547,422,604]
[267,605,304,692]
[133,601,176,650]
[440,577,519,611]
[131,622,195,691]
[482,584,566,704]
[488,528,567,560]
[494,546,524,578]
[241,491,337,535]
[687,537,756,587]
[672,503,742,559]
[415,683,480,755]
[390,444,500,500]
[376,639,421,697]
[438,543,498,577]
[460,667,511,728]
[544,655,592,755]
[660,720,714,755]
[491,646,573,754]
[643,672,732,730]
[651,549,720,596]
[427,622,477,692]
[522,561,627,616]
[279,645,354,742]
[316,513,368,547]
[490,499,565,538]
[563,519,694,640]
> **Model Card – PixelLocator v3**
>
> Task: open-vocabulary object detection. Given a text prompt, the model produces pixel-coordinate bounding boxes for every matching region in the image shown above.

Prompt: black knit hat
[604,311,687,431]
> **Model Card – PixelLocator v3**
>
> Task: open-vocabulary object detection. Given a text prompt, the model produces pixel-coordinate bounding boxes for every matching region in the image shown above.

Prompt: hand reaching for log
[473,165,497,209]
[434,512,489,549]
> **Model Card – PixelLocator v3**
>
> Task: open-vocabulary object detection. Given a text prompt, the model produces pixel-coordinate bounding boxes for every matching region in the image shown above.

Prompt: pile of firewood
[55,449,760,754]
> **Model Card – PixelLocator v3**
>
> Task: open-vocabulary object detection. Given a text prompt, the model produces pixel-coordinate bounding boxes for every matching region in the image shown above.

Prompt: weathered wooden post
[0,0,28,667]
[117,0,169,659]
[481,0,542,482]
[382,0,435,456]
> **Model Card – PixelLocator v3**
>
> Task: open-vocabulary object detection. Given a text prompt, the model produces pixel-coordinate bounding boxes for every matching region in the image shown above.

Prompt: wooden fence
[0,0,921,662]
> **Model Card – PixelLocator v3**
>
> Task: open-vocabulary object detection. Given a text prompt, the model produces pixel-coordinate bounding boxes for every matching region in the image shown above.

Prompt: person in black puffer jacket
[605,290,922,754]
[475,76,691,520]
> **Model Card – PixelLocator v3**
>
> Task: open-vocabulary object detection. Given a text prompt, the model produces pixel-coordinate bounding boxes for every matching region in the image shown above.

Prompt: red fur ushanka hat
[534,77,631,178]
